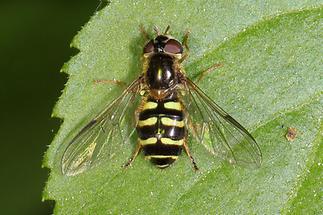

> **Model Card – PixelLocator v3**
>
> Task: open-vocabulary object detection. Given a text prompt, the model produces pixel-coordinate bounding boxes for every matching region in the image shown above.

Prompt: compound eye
[164,39,183,54]
[143,40,154,53]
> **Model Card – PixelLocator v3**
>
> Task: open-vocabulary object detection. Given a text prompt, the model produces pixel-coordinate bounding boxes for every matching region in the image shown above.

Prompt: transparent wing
[59,76,143,176]
[180,77,262,167]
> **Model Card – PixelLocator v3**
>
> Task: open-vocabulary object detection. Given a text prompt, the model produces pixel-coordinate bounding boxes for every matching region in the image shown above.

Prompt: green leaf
[43,1,323,214]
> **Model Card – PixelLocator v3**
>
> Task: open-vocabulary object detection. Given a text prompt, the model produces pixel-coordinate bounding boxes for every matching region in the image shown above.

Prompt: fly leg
[94,79,127,87]
[179,30,190,63]
[93,78,128,92]
[123,142,142,168]
[180,29,223,79]
[139,24,150,41]
[182,30,190,50]
[194,63,224,83]
[183,140,199,171]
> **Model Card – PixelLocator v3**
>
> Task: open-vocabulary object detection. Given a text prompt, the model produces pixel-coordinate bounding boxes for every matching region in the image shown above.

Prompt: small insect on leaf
[286,127,297,142]
[57,25,262,176]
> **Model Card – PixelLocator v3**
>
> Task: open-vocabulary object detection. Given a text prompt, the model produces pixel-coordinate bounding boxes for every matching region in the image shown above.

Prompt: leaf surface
[43,1,323,214]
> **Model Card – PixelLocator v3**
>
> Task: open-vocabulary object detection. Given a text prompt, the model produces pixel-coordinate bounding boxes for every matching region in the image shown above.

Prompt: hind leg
[183,140,199,171]
[123,142,142,168]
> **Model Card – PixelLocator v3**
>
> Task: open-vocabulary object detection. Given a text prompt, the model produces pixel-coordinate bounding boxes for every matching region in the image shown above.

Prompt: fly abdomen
[144,143,182,168]
[137,93,186,168]
[137,118,185,140]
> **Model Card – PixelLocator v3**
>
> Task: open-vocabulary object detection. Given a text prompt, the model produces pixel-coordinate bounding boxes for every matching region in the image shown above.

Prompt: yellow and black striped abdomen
[137,94,186,168]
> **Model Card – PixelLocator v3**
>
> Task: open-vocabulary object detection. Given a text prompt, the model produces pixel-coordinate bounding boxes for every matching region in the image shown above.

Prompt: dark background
[0,1,101,214]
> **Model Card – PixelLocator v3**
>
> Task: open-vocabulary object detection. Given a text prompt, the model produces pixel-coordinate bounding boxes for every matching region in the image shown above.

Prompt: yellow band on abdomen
[139,137,158,145]
[160,138,184,145]
[164,101,182,111]
[138,117,158,127]
[145,155,178,159]
[161,117,184,127]
[142,101,158,110]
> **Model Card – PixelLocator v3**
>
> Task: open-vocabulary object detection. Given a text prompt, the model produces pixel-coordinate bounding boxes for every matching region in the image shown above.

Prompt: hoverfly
[59,26,262,176]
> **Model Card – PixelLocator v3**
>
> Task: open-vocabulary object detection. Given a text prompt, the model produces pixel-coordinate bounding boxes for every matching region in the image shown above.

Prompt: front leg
[179,30,190,63]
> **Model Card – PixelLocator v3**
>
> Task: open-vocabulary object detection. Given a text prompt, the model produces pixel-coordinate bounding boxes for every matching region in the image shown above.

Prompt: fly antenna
[153,26,161,35]
[164,25,170,35]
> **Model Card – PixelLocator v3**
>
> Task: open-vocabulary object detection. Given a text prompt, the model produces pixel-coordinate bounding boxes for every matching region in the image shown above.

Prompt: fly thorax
[146,54,177,92]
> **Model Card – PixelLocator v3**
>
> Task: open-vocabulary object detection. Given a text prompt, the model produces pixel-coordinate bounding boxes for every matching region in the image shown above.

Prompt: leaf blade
[43,1,323,214]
